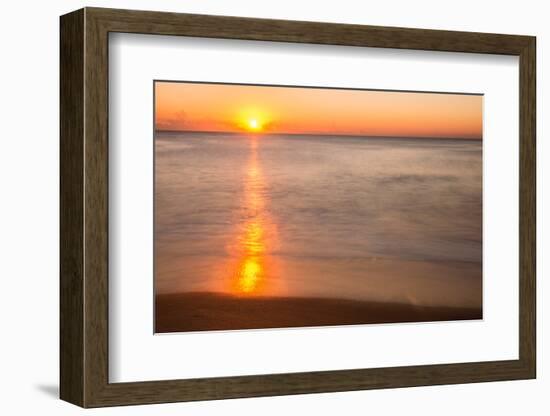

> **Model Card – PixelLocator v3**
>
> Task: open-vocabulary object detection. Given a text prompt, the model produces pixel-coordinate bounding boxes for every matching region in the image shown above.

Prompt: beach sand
[155,292,482,333]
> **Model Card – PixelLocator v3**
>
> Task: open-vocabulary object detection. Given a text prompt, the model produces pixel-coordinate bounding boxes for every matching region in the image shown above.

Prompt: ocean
[155,131,482,309]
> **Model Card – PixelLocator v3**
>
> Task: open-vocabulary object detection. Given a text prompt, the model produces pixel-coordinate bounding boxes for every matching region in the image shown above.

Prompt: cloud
[156,109,187,130]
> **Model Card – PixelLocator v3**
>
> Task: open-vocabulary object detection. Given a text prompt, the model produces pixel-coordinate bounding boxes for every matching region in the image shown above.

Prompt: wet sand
[155,292,482,333]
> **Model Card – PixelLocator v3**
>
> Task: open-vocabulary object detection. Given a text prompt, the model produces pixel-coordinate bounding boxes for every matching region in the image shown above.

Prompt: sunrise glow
[155,81,483,139]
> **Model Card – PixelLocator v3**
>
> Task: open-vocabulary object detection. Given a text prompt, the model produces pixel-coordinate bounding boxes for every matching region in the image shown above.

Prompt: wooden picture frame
[60,7,536,408]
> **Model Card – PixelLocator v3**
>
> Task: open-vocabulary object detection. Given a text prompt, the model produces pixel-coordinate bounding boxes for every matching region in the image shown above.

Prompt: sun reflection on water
[227,137,278,295]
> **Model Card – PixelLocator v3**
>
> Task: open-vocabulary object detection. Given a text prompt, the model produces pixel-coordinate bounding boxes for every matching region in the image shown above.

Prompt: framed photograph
[60,7,536,407]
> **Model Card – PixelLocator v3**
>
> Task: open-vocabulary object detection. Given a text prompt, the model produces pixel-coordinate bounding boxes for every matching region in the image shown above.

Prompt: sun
[247,118,260,131]
[237,109,269,132]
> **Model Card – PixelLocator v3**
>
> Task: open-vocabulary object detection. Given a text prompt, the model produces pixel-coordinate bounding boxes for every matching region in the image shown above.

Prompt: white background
[0,0,546,415]
[110,34,519,382]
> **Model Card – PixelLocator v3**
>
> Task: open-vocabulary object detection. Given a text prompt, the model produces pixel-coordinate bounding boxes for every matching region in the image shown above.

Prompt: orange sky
[155,81,482,139]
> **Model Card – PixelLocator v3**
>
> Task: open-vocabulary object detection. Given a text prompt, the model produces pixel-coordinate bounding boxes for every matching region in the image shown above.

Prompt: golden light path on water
[226,136,279,295]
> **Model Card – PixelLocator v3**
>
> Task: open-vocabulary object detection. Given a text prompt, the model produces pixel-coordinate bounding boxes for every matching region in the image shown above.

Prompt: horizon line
[154,129,482,141]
